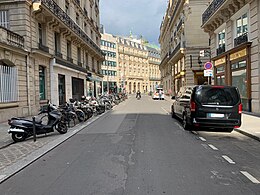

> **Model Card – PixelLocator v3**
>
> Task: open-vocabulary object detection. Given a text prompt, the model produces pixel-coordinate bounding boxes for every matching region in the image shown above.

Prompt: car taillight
[190,101,196,112]
[238,103,242,114]
[212,85,224,88]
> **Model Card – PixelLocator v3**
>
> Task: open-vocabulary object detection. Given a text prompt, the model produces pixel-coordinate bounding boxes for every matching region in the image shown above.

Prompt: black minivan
[171,85,242,132]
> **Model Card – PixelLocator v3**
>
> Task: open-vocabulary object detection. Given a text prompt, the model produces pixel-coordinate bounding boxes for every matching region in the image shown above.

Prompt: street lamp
[32,0,41,11]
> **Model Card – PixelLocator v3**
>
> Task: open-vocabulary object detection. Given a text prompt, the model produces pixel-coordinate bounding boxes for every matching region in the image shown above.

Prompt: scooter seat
[10,117,42,124]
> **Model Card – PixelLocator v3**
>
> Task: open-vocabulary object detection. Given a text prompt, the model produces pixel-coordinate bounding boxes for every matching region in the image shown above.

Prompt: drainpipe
[26,54,31,115]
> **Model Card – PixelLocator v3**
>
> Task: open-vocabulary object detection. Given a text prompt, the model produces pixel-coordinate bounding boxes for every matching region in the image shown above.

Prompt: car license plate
[208,113,225,118]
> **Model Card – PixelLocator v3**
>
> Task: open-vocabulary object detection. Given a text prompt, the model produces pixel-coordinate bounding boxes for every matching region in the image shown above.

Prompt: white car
[153,88,164,100]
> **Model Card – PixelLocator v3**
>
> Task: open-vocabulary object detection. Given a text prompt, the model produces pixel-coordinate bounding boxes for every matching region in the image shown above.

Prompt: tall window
[65,0,69,14]
[0,64,18,102]
[38,23,43,44]
[77,47,81,63]
[54,32,61,54]
[218,29,225,47]
[39,66,46,100]
[0,10,9,29]
[67,41,71,58]
[236,13,248,37]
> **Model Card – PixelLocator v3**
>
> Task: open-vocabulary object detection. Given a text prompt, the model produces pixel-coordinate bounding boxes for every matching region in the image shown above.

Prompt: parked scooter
[8,101,68,142]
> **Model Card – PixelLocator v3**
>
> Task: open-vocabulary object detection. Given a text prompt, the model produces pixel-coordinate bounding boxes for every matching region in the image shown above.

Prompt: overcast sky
[100,0,167,46]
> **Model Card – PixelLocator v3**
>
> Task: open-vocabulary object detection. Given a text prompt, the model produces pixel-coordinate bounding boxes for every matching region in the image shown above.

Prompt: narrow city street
[0,95,259,195]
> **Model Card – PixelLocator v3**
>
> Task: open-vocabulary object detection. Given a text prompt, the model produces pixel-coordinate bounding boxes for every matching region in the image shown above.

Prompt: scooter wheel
[12,132,26,142]
[57,122,68,134]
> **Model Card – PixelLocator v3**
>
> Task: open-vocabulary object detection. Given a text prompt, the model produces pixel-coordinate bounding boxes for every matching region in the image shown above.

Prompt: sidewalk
[164,95,260,142]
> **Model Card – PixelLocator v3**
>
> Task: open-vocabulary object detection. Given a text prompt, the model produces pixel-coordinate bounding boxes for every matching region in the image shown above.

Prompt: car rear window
[194,86,240,106]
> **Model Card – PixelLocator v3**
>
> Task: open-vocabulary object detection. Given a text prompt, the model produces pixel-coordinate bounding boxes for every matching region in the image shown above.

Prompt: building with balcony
[0,0,104,122]
[201,0,258,112]
[0,26,28,122]
[100,31,118,94]
[159,0,210,95]
[147,45,161,93]
[116,35,161,94]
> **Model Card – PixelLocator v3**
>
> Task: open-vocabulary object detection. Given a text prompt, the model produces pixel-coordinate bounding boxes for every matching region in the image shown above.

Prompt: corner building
[201,0,259,112]
[0,0,104,122]
[159,0,211,95]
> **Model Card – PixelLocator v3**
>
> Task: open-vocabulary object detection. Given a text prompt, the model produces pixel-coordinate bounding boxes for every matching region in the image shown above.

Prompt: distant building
[116,35,161,94]
[100,32,118,94]
[100,29,161,94]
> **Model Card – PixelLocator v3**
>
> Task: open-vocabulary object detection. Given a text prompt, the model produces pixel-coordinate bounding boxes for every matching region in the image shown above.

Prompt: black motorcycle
[8,102,68,142]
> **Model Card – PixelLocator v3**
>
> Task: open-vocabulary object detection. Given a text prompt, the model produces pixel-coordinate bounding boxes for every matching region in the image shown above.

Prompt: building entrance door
[72,77,84,100]
[58,74,66,105]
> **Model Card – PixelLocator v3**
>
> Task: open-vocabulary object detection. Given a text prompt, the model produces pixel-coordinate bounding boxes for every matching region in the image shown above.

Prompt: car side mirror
[171,96,175,100]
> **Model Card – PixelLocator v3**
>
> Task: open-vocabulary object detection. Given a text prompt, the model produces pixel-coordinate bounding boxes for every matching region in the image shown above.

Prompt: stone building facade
[201,0,259,113]
[116,35,161,94]
[100,32,118,94]
[0,0,104,122]
[159,0,210,95]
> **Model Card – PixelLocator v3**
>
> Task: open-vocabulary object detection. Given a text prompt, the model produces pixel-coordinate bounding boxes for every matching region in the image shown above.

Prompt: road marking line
[192,131,198,135]
[174,122,184,130]
[208,144,218,150]
[240,171,260,184]
[199,137,206,141]
[161,107,169,114]
[0,175,6,180]
[222,155,235,164]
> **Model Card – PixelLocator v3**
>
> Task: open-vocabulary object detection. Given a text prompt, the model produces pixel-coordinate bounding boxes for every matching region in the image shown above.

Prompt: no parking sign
[204,61,213,70]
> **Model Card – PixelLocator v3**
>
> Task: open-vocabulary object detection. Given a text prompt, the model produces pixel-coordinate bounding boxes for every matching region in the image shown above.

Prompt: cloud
[100,0,166,45]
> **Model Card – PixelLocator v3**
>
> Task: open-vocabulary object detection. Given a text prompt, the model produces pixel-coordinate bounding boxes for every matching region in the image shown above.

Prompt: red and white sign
[204,62,213,70]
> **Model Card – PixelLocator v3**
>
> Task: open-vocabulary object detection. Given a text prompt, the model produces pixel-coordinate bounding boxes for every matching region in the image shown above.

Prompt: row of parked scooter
[8,93,127,142]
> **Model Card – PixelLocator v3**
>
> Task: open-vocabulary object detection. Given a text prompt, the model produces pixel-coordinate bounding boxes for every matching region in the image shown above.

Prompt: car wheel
[225,128,233,133]
[183,113,191,131]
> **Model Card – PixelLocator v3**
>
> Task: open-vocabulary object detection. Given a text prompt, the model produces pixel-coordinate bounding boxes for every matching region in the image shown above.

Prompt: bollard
[32,116,36,142]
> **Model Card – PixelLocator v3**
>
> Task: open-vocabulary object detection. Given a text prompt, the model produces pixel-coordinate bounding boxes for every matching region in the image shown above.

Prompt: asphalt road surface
[0,95,259,195]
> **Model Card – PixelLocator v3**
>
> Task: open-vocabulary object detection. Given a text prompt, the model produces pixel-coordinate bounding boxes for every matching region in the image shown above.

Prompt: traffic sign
[204,69,213,77]
[204,61,213,70]
[199,50,205,57]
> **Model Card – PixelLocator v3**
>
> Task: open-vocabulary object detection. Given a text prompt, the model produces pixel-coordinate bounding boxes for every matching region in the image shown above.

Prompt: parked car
[153,88,164,100]
[171,85,242,132]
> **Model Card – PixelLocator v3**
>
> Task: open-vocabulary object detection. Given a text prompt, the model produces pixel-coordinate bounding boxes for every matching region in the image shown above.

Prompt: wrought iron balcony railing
[78,61,83,67]
[84,8,88,17]
[75,0,80,5]
[216,44,225,55]
[234,33,248,47]
[176,19,183,32]
[149,77,161,81]
[56,58,88,73]
[67,56,73,63]
[39,42,49,53]
[55,51,63,58]
[202,0,225,25]
[41,0,103,56]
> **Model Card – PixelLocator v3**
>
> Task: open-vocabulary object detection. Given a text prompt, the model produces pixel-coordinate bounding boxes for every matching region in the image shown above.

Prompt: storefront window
[216,75,225,85]
[216,66,225,85]
[232,65,247,111]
